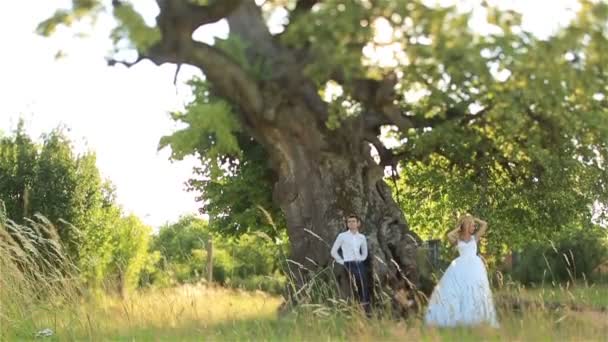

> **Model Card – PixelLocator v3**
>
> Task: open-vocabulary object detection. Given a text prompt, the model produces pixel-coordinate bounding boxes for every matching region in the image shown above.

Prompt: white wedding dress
[424,235,499,327]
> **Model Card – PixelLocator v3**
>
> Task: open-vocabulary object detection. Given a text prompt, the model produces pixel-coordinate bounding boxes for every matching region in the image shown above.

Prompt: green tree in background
[108,214,155,297]
[149,215,286,291]
[148,215,212,285]
[0,123,110,255]
[78,204,121,288]
[0,122,155,294]
[0,120,37,223]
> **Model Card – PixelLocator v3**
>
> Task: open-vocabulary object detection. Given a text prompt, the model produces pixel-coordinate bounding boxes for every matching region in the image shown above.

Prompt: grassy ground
[3,283,607,341]
[497,283,608,310]
[1,216,606,341]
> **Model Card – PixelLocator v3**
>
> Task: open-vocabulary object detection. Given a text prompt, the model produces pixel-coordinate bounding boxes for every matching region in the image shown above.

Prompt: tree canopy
[39,1,607,202]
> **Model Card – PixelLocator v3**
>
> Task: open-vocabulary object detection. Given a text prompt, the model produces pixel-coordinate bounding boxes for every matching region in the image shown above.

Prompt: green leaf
[111,3,160,51]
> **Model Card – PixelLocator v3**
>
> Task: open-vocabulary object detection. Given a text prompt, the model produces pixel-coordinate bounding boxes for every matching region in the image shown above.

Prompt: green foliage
[281,0,376,83]
[0,122,155,295]
[388,1,608,261]
[31,129,83,252]
[161,102,240,162]
[224,233,281,278]
[325,92,364,130]
[37,0,159,53]
[393,141,606,262]
[110,2,160,51]
[145,215,209,286]
[210,247,235,284]
[0,123,106,257]
[208,231,287,286]
[159,78,241,178]
[512,228,608,285]
[0,120,37,223]
[36,10,72,36]
[211,233,287,286]
[161,79,285,238]
[148,215,287,289]
[108,214,154,294]
[36,0,103,36]
[215,35,273,80]
[78,205,120,286]
[153,215,210,263]
[191,140,285,238]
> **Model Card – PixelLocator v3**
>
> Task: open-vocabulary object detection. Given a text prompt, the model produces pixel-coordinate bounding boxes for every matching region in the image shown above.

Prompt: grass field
[2,216,606,341]
[3,282,607,341]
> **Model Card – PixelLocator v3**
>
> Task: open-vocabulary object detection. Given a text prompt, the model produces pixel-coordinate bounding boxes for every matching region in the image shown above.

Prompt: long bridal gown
[424,235,499,327]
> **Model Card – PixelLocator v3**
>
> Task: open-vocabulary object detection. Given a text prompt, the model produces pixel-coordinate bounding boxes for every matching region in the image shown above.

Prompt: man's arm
[360,236,368,261]
[330,234,344,264]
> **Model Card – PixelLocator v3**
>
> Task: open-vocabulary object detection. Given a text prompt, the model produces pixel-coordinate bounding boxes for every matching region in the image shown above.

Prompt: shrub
[228,274,287,295]
[512,228,608,285]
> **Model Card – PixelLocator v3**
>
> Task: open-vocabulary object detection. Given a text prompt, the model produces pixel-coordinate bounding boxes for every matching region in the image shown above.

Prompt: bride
[424,214,499,328]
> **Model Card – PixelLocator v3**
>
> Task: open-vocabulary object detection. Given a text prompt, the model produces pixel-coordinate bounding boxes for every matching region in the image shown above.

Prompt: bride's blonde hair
[456,214,475,232]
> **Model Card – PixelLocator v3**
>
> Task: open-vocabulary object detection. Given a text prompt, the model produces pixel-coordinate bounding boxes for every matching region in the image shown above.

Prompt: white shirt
[330,230,368,265]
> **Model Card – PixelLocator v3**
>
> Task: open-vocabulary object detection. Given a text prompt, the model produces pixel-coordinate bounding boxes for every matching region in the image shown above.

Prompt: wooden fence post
[428,239,441,270]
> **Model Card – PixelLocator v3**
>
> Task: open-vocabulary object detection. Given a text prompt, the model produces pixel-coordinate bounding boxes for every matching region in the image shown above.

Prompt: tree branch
[337,74,418,133]
[294,0,320,12]
[184,41,264,115]
[155,0,243,35]
[110,1,264,115]
[362,103,494,168]
[110,40,263,117]
[364,134,396,166]
[291,0,321,20]
[188,0,244,28]
[362,109,415,134]
[334,73,398,108]
[107,56,144,68]
[106,43,174,67]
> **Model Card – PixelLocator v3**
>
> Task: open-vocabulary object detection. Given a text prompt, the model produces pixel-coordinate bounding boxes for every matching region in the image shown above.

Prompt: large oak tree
[40,0,608,311]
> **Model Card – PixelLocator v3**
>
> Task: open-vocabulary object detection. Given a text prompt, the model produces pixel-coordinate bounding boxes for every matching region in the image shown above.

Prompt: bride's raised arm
[474,218,488,240]
[446,226,460,245]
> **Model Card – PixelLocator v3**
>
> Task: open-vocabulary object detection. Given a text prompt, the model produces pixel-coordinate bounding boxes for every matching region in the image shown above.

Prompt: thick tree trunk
[252,96,421,314]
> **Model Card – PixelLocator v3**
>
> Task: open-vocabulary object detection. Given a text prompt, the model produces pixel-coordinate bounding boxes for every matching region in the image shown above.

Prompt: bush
[211,248,236,284]
[512,228,608,285]
[228,274,287,295]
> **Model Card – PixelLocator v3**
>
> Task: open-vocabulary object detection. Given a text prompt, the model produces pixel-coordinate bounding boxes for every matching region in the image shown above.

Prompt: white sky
[0,0,579,228]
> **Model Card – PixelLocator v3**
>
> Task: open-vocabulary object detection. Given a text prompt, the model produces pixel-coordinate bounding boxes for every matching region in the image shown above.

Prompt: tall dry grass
[0,201,84,340]
[1,201,606,341]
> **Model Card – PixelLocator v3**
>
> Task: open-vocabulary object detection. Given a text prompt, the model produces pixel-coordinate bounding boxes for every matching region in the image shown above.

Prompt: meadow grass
[3,282,607,341]
[2,212,607,341]
[497,283,608,310]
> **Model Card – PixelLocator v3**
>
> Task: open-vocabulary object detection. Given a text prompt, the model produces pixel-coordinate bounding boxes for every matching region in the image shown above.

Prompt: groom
[330,214,370,314]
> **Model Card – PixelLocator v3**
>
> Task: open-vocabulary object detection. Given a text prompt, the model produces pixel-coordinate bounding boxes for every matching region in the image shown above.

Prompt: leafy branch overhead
[39,1,607,154]
[39,0,608,253]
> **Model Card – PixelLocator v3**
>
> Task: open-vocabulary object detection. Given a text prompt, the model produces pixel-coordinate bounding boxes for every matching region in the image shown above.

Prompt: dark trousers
[344,261,370,312]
